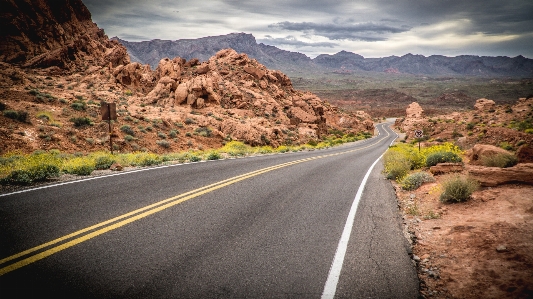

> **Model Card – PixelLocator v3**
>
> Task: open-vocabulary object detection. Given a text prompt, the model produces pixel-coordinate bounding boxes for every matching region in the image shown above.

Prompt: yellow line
[0,127,391,276]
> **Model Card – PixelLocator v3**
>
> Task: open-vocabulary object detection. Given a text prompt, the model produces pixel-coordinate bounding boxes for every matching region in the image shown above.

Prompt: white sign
[414,130,423,138]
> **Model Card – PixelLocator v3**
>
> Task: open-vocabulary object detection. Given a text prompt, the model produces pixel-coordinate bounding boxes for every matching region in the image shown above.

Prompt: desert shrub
[92,154,115,170]
[157,132,167,139]
[0,102,7,111]
[62,157,95,176]
[133,152,162,167]
[188,154,202,162]
[401,171,435,191]
[124,135,134,142]
[276,145,290,153]
[499,142,514,151]
[194,127,212,137]
[71,100,87,111]
[184,118,196,125]
[0,152,61,185]
[526,128,533,134]
[255,146,274,154]
[169,129,178,138]
[156,140,170,148]
[480,153,518,168]
[3,110,29,123]
[120,125,135,136]
[70,117,92,127]
[221,141,251,156]
[383,150,411,180]
[425,151,462,167]
[205,150,221,160]
[440,175,478,203]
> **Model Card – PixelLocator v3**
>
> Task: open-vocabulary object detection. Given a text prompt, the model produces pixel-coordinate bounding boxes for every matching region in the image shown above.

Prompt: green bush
[93,154,115,170]
[70,117,92,127]
[169,129,178,138]
[440,175,478,203]
[0,152,61,185]
[156,140,170,148]
[3,110,29,123]
[71,101,87,111]
[120,125,135,136]
[194,127,212,137]
[401,172,435,191]
[62,157,95,176]
[206,150,221,160]
[425,151,462,167]
[188,154,202,162]
[124,135,134,142]
[480,153,518,168]
[221,141,251,156]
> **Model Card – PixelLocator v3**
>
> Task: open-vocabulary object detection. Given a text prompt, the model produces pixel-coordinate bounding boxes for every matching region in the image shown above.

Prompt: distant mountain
[114,33,314,73]
[116,33,533,78]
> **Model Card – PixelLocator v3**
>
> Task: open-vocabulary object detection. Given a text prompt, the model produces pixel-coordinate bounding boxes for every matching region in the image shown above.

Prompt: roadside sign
[100,102,117,121]
[100,102,117,154]
[414,129,423,138]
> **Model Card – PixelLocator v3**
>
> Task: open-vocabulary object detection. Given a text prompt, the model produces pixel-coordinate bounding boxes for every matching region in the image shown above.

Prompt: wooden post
[109,103,113,155]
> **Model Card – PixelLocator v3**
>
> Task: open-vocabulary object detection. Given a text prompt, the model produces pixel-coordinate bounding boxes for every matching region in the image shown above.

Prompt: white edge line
[321,151,385,299]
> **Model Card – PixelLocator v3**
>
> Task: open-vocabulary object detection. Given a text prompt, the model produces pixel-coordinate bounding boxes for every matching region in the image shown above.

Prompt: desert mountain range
[116,33,533,78]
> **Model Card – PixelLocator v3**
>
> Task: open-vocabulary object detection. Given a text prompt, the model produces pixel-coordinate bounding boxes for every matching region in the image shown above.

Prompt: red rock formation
[0,0,129,71]
[467,144,513,165]
[474,98,496,111]
[466,164,533,187]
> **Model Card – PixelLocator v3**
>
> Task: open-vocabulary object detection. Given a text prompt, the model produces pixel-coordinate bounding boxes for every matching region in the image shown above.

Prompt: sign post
[100,102,117,154]
[414,129,423,152]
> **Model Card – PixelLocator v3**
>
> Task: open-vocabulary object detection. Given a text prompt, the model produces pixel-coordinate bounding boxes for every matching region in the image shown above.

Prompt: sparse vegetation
[70,117,92,127]
[425,151,462,167]
[401,171,435,191]
[440,175,479,203]
[3,110,30,123]
[480,153,518,168]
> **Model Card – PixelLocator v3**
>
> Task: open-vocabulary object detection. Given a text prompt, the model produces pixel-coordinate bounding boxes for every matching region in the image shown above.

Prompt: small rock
[413,255,421,262]
[109,163,123,171]
[496,245,507,252]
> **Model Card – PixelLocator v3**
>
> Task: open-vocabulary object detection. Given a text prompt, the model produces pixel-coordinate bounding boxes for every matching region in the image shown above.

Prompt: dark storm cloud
[269,21,410,41]
[258,36,338,48]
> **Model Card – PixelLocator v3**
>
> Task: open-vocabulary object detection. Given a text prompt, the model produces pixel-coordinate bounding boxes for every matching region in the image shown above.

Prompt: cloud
[258,36,338,48]
[268,21,411,41]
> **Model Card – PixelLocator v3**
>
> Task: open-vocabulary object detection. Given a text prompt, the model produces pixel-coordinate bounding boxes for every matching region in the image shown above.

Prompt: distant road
[0,122,418,298]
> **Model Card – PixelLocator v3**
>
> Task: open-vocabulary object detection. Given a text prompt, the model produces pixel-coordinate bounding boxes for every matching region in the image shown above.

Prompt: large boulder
[466,164,533,187]
[467,144,512,165]
[474,98,496,111]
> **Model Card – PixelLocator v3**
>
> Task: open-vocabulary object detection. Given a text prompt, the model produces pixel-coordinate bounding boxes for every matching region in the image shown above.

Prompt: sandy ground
[395,178,533,298]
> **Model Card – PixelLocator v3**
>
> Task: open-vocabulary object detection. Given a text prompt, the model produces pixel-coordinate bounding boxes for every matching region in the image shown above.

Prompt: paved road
[0,122,418,298]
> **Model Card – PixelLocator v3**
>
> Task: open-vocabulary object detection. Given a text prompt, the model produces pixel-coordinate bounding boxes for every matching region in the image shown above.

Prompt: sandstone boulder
[474,98,496,111]
[468,144,512,164]
[517,144,533,163]
[430,163,464,175]
[466,163,533,186]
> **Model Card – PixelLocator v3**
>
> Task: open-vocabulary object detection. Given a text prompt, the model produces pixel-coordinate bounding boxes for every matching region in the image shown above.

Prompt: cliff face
[0,0,129,71]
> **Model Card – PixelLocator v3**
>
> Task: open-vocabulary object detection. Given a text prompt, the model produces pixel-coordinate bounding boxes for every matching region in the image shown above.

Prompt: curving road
[0,122,418,298]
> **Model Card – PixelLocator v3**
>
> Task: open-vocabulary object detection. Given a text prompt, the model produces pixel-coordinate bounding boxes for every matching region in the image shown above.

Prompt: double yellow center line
[0,128,391,276]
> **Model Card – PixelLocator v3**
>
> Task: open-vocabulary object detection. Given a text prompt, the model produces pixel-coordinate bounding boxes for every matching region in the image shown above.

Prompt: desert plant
[221,141,251,156]
[0,152,61,185]
[120,125,135,136]
[124,135,134,142]
[425,151,462,167]
[3,110,30,123]
[401,171,435,191]
[169,129,178,138]
[156,140,170,148]
[93,154,115,170]
[383,150,411,180]
[480,153,518,168]
[205,150,221,160]
[62,157,95,176]
[157,132,167,139]
[194,127,212,137]
[70,117,92,127]
[71,100,87,111]
[440,175,478,203]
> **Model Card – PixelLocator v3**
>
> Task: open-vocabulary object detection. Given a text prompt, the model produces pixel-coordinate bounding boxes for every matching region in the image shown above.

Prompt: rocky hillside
[0,2,373,154]
[118,33,533,77]
[0,0,129,72]
[395,97,533,152]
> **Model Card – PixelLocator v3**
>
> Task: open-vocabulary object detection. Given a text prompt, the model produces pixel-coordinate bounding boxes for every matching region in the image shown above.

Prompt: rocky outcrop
[430,163,464,175]
[467,164,533,187]
[113,48,373,146]
[517,145,533,163]
[397,102,429,138]
[474,98,496,111]
[0,0,129,71]
[467,144,512,165]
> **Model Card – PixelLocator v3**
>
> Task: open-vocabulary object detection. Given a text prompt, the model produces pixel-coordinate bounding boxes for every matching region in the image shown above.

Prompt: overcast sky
[84,0,533,59]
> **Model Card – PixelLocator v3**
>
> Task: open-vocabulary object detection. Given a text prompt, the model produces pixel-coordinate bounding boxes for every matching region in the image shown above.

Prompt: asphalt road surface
[0,122,419,298]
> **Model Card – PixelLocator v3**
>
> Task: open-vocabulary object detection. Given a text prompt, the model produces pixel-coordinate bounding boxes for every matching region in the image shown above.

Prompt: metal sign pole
[108,103,113,155]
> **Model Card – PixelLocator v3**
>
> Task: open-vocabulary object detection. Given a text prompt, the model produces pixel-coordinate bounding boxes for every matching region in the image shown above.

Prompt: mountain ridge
[115,33,533,78]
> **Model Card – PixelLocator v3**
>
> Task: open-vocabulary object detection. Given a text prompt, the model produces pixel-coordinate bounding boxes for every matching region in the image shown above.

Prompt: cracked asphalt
[0,122,418,298]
